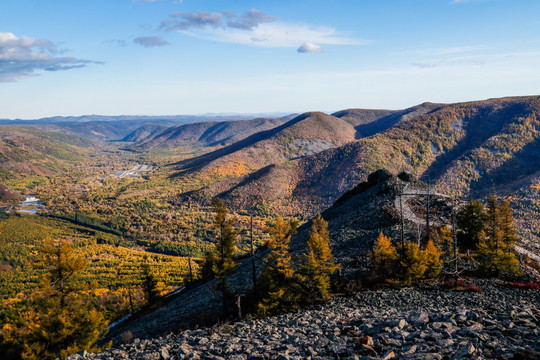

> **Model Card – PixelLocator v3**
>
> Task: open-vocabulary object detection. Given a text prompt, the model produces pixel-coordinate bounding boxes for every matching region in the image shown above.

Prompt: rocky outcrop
[69,280,539,359]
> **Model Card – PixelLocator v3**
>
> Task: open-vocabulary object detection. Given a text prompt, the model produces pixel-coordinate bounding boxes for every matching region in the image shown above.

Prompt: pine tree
[424,240,442,279]
[298,214,340,302]
[370,232,398,280]
[24,239,108,359]
[257,216,299,315]
[456,199,486,249]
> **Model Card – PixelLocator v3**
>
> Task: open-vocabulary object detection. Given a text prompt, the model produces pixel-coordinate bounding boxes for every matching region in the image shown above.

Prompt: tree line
[370,195,521,284]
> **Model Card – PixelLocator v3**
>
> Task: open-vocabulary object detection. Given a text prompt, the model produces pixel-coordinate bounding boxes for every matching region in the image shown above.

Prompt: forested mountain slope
[173,96,540,236]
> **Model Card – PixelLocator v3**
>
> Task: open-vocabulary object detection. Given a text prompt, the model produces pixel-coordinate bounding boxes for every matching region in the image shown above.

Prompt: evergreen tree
[370,232,398,280]
[200,250,217,280]
[24,239,108,359]
[141,256,160,305]
[258,216,299,315]
[298,214,340,302]
[456,199,486,249]
[211,198,237,316]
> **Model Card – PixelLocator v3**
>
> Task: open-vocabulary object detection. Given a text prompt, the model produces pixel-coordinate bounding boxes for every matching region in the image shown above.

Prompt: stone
[381,350,395,360]
[402,344,417,355]
[409,311,430,325]
[160,347,170,359]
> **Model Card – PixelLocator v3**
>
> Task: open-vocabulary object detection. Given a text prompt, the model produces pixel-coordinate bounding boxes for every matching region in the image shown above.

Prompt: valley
[0,96,539,359]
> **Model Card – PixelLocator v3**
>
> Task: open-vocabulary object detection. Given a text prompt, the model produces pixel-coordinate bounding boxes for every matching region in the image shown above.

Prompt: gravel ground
[68,279,540,360]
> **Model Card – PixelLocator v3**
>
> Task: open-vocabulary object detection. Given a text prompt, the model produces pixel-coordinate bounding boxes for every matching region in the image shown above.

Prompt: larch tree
[477,197,520,276]
[200,250,217,280]
[298,214,340,302]
[423,240,442,279]
[370,232,398,280]
[211,198,237,316]
[399,242,427,285]
[457,199,486,249]
[437,225,454,262]
[257,216,299,315]
[24,239,108,360]
[141,256,160,305]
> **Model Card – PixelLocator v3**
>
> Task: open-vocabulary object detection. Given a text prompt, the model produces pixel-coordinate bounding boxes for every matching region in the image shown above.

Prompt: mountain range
[120,96,538,236]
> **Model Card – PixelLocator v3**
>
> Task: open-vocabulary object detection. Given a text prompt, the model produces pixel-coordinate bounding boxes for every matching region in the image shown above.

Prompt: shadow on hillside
[422,102,528,182]
[470,137,540,196]
[168,114,309,178]
[353,103,441,139]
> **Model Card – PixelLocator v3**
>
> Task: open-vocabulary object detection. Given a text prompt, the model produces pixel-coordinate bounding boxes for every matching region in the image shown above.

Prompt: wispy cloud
[160,11,224,31]
[412,62,436,68]
[134,35,170,47]
[0,32,102,82]
[226,9,278,30]
[297,42,323,53]
[160,9,362,49]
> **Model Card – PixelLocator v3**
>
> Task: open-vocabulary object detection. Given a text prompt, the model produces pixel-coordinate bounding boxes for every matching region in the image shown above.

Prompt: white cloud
[0,32,102,82]
[160,9,363,49]
[297,42,323,53]
[182,22,362,48]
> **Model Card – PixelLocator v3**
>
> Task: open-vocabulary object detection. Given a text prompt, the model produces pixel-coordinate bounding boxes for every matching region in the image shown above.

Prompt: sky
[1,0,540,119]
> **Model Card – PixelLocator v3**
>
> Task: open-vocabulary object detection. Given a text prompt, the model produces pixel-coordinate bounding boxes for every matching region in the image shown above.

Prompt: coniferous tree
[498,200,520,248]
[437,225,455,262]
[258,216,299,315]
[298,214,340,302]
[424,240,442,279]
[370,232,398,280]
[200,250,217,280]
[211,198,237,316]
[141,256,160,305]
[477,197,520,276]
[457,199,486,249]
[399,242,427,285]
[24,239,108,360]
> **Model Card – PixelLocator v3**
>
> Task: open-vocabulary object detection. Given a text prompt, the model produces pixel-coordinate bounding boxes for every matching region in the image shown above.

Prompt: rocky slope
[70,280,540,360]
[102,171,483,345]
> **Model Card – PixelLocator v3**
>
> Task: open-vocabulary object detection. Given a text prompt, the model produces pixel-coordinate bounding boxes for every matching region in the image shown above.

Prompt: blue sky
[1,0,540,119]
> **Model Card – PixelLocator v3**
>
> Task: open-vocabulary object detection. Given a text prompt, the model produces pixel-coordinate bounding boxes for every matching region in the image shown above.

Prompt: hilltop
[171,96,540,239]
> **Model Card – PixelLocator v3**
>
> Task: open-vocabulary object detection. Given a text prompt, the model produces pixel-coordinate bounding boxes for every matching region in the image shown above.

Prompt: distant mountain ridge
[125,116,292,149]
[171,96,540,237]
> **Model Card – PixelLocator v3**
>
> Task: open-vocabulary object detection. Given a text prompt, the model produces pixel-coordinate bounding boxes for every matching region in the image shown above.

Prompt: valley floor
[68,279,539,360]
